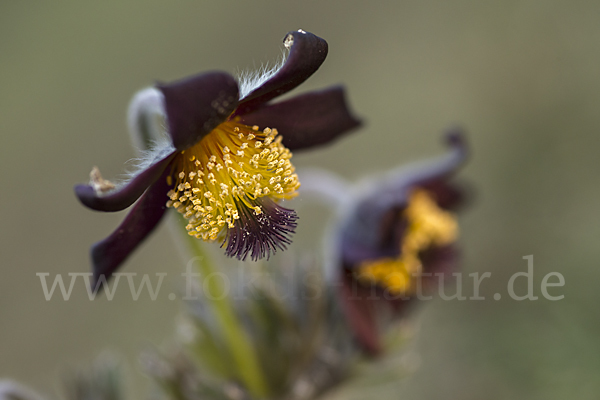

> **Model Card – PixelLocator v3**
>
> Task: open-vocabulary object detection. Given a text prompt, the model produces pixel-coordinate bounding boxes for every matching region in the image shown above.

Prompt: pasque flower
[75,30,361,286]
[334,129,468,354]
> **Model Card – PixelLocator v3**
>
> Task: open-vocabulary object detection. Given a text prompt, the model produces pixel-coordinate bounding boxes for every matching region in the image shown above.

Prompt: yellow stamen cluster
[165,120,300,241]
[356,190,458,294]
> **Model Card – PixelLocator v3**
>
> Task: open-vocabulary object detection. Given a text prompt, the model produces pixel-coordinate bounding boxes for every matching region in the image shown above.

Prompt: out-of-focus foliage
[144,259,355,400]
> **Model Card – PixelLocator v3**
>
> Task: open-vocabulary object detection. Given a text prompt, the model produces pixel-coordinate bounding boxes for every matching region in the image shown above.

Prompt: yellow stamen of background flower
[165,121,300,241]
[356,190,458,294]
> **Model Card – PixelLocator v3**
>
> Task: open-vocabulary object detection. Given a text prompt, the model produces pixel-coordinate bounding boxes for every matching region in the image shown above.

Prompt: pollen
[165,120,300,242]
[356,190,458,295]
[89,166,115,194]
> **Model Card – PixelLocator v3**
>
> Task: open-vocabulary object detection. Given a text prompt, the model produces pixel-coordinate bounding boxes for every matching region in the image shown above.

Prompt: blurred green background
[2,1,600,399]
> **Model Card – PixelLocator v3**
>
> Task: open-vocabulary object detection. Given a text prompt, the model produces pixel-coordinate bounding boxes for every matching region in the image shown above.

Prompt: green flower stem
[181,227,269,399]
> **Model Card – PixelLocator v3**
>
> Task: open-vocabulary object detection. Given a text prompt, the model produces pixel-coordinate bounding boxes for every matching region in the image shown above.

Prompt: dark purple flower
[335,128,468,355]
[75,30,361,287]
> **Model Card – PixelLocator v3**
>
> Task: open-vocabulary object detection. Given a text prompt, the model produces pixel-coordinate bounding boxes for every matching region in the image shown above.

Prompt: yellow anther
[259,149,270,158]
[165,120,299,241]
[357,190,458,295]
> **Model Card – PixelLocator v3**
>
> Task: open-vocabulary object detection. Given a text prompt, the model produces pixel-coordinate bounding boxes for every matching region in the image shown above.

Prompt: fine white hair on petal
[127,86,168,152]
[94,87,173,195]
[118,135,175,186]
[237,51,287,100]
[106,86,174,190]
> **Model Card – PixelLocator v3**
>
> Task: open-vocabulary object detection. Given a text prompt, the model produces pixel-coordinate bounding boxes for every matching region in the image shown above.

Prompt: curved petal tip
[74,153,175,212]
[444,125,469,159]
[236,30,329,115]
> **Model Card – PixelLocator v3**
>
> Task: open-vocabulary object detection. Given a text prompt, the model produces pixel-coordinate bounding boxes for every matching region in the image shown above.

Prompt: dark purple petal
[75,152,175,212]
[238,86,361,151]
[339,206,405,266]
[420,245,460,283]
[419,180,465,210]
[235,30,328,116]
[158,71,239,150]
[223,198,298,261]
[338,273,383,355]
[90,170,171,290]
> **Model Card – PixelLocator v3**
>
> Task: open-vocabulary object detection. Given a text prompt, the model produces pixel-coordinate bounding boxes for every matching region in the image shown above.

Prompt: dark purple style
[335,129,468,355]
[75,30,361,289]
[224,198,298,261]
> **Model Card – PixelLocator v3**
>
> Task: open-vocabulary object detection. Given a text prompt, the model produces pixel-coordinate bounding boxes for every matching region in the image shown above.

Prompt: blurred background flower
[2,1,600,399]
[330,129,467,355]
